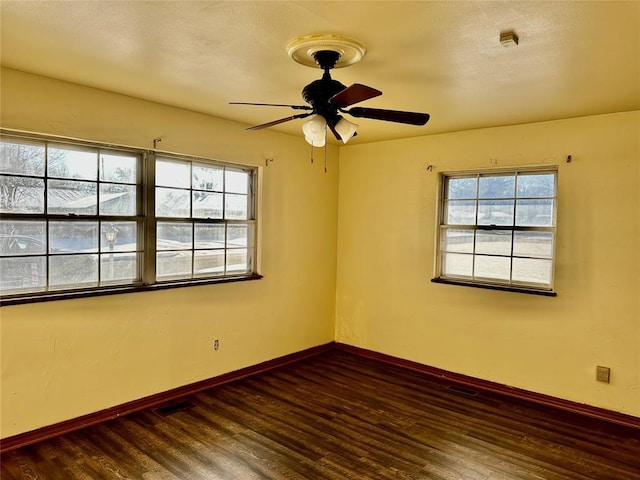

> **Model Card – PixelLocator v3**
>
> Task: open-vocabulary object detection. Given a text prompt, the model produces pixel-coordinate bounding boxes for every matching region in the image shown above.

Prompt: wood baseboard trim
[0,342,335,453]
[4,341,637,453]
[335,343,640,430]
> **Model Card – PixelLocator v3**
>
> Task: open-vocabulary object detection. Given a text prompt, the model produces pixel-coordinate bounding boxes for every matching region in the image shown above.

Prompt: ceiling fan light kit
[302,114,328,147]
[230,33,430,145]
[334,117,359,144]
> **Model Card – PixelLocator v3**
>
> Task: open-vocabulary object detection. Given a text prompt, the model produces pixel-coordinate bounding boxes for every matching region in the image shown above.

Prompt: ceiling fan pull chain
[324,142,327,174]
[310,141,314,164]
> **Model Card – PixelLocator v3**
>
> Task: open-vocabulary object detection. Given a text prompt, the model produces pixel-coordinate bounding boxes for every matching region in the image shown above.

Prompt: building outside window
[434,168,557,295]
[0,132,258,302]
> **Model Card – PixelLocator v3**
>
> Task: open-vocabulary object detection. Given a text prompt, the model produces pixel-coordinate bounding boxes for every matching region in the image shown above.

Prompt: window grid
[0,132,258,302]
[154,155,255,282]
[436,169,557,293]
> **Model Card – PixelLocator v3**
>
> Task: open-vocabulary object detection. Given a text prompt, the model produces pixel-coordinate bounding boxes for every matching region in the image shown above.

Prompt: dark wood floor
[2,350,639,480]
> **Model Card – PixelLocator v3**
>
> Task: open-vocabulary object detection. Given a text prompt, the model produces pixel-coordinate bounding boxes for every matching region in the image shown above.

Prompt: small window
[154,156,255,281]
[434,169,557,295]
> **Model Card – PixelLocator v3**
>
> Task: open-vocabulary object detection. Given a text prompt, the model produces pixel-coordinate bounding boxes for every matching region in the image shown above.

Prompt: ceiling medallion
[286,33,366,68]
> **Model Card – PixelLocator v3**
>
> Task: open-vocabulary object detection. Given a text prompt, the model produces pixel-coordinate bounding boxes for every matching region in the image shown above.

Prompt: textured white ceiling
[1,1,639,144]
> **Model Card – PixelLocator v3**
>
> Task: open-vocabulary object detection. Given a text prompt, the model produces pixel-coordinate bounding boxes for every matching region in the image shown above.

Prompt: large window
[434,168,557,295]
[0,132,258,303]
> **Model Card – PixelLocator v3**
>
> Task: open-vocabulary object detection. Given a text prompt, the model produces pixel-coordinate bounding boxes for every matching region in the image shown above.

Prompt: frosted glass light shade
[302,115,327,146]
[335,117,358,144]
[305,135,326,147]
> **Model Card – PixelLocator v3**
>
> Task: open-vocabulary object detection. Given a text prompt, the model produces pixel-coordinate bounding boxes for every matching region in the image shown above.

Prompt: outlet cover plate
[596,366,611,383]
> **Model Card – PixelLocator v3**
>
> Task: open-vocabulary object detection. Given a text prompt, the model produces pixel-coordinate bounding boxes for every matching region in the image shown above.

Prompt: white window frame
[151,153,257,283]
[433,167,558,296]
[0,130,260,305]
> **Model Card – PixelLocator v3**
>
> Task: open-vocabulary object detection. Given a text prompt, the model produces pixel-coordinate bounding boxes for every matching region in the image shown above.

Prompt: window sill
[0,274,264,307]
[431,277,557,297]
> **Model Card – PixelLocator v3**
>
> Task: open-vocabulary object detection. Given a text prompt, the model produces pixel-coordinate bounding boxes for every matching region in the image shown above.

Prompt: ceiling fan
[231,35,430,145]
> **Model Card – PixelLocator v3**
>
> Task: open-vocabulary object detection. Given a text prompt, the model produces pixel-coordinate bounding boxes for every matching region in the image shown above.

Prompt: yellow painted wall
[0,68,339,438]
[1,67,638,439]
[336,111,640,416]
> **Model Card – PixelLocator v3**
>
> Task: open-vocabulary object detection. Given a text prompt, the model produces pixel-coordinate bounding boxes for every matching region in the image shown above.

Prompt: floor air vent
[155,400,195,416]
[447,385,478,396]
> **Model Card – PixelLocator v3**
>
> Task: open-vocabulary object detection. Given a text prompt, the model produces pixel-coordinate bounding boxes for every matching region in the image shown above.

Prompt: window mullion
[143,152,156,285]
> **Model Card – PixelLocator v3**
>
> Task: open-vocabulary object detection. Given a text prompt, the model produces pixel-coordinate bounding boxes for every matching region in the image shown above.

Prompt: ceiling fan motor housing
[301,50,346,119]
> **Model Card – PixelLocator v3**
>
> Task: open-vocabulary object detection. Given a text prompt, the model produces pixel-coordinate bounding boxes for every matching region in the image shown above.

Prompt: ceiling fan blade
[230,102,312,111]
[330,83,382,108]
[246,113,312,131]
[347,107,430,125]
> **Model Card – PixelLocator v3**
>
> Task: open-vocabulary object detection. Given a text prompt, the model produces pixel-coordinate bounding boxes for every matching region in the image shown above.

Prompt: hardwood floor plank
[2,350,639,479]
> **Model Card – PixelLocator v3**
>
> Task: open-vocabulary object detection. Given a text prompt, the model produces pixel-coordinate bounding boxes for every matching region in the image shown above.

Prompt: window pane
[478,200,513,226]
[0,220,46,256]
[225,169,249,194]
[475,230,512,256]
[479,175,515,199]
[512,257,552,285]
[0,256,46,294]
[156,251,192,280]
[445,200,476,225]
[194,250,225,277]
[227,224,250,248]
[227,249,249,273]
[49,254,98,289]
[101,252,138,284]
[99,184,137,215]
[446,177,477,199]
[474,255,510,281]
[193,191,223,219]
[513,231,554,259]
[100,222,137,253]
[442,229,474,253]
[0,176,45,213]
[50,221,99,253]
[48,179,97,215]
[156,187,190,217]
[442,252,473,277]
[515,199,554,227]
[195,224,225,249]
[99,153,137,184]
[193,164,223,191]
[0,140,45,176]
[48,146,97,180]
[157,222,192,250]
[156,159,190,188]
[225,194,248,220]
[517,173,555,198]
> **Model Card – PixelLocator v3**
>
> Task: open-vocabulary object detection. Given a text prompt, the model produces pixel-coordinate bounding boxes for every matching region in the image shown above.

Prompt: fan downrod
[301,50,347,117]
[313,50,341,73]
